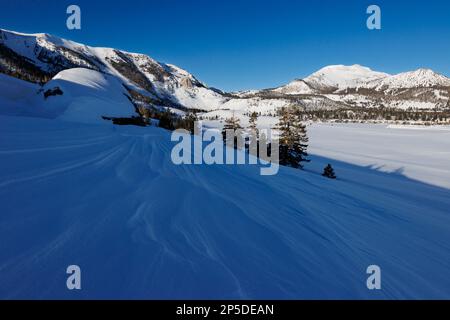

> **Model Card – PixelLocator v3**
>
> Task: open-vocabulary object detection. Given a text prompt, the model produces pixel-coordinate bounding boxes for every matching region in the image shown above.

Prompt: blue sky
[1,0,449,91]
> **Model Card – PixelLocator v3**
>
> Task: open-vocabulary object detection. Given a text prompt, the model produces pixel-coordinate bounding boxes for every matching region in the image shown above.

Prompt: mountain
[272,79,315,95]
[364,68,450,90]
[273,65,450,94]
[304,64,389,92]
[1,28,450,125]
[0,29,226,114]
[254,66,450,119]
[2,29,450,299]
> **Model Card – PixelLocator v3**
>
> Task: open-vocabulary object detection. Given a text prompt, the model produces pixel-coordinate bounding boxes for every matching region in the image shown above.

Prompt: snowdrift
[0,68,136,123]
[42,68,136,123]
[0,116,449,299]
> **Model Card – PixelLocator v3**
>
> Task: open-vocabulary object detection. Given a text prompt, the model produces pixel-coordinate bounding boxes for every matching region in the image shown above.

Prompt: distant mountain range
[1,28,449,123]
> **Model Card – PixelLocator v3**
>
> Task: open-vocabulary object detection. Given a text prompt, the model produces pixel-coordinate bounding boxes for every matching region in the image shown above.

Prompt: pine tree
[159,109,175,130]
[276,106,309,168]
[184,111,198,134]
[322,164,337,179]
[222,113,242,147]
[248,111,259,137]
[247,111,259,155]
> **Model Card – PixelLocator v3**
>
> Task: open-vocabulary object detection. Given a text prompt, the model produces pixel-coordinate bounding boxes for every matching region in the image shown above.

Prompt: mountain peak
[366,68,450,89]
[304,64,389,90]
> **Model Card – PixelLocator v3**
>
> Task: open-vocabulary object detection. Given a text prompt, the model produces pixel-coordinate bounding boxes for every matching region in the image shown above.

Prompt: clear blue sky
[1,0,449,91]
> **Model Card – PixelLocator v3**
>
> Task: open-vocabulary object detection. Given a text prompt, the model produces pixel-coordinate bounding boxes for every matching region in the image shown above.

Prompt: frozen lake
[308,123,450,189]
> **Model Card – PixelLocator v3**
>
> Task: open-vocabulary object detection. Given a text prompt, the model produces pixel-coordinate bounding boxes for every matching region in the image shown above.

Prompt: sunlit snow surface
[0,117,450,299]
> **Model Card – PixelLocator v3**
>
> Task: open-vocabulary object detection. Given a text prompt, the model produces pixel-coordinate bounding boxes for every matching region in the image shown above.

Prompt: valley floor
[0,116,449,299]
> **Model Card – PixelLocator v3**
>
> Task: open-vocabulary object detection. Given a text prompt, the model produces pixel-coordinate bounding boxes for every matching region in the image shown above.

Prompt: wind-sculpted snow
[0,69,136,122]
[0,116,450,299]
[43,68,136,123]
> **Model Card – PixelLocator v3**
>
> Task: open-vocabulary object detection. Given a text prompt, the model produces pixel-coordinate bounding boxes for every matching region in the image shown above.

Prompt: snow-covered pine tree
[248,111,259,156]
[322,164,337,179]
[276,106,309,168]
[248,111,259,136]
[222,113,243,148]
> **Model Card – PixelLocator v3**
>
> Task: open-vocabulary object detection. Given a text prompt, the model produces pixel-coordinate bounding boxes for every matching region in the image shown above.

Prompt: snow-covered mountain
[254,65,450,118]
[274,65,450,93]
[365,68,450,90]
[272,79,315,95]
[1,28,450,124]
[2,29,450,300]
[304,64,390,91]
[0,29,226,114]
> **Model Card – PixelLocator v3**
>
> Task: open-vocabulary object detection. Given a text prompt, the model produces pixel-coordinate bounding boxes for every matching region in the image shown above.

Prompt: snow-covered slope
[0,73,40,116]
[0,116,450,299]
[273,79,314,95]
[43,68,136,123]
[0,68,137,122]
[0,29,226,111]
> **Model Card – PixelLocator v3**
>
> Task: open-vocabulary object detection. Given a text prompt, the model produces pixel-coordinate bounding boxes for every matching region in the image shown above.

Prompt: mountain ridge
[1,28,449,124]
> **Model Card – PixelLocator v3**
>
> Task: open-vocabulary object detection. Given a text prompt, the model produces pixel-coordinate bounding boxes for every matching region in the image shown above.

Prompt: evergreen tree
[159,109,175,130]
[222,114,243,147]
[248,111,259,137]
[322,164,337,179]
[178,111,198,134]
[247,111,259,155]
[276,106,309,168]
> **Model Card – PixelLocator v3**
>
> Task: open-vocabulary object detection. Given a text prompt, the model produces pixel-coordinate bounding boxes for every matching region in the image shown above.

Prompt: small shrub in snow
[322,164,337,179]
[44,87,63,99]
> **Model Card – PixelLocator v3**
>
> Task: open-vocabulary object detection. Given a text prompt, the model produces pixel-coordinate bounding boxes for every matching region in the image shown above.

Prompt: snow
[2,30,450,299]
[366,69,450,90]
[0,73,41,116]
[0,28,228,112]
[171,85,226,111]
[273,79,314,95]
[388,100,437,110]
[0,115,449,299]
[0,69,136,123]
[304,64,389,90]
[43,68,136,123]
[0,29,42,67]
[2,27,450,117]
[387,124,450,131]
[308,123,450,189]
